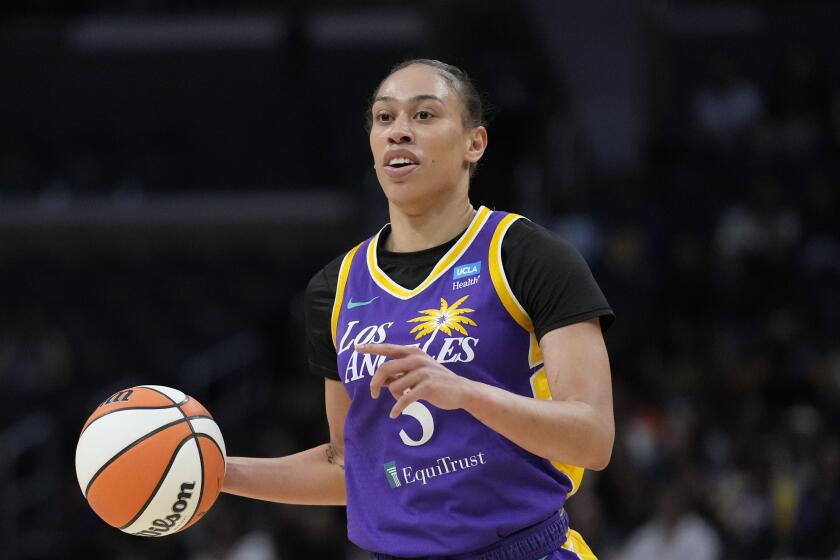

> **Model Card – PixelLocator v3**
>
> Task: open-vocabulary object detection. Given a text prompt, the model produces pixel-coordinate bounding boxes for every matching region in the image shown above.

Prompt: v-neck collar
[366,206,492,300]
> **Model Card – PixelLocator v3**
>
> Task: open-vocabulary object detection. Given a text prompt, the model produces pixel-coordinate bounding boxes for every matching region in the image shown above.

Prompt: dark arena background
[2,1,840,559]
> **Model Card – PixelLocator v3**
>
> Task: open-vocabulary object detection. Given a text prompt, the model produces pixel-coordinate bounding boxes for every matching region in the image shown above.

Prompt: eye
[415,111,433,120]
[375,112,392,123]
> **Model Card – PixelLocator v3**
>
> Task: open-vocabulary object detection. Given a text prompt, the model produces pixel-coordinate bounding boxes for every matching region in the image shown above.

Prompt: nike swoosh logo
[347,296,379,309]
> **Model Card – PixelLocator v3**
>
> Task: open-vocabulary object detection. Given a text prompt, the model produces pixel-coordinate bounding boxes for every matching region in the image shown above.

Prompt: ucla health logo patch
[452,261,481,291]
[453,261,481,280]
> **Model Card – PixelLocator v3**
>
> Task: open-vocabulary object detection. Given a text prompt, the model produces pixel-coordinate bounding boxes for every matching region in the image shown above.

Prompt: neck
[384,195,476,253]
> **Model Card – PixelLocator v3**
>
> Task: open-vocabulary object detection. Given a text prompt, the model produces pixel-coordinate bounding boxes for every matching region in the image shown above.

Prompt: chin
[381,185,424,208]
[378,169,455,206]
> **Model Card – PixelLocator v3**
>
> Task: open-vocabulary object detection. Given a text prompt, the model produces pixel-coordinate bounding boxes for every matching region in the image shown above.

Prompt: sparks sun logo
[407,296,477,355]
[340,296,482,384]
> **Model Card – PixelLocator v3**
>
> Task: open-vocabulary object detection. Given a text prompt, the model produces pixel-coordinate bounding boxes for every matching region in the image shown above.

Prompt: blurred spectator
[714,174,801,285]
[790,438,840,557]
[618,477,721,560]
[692,54,764,152]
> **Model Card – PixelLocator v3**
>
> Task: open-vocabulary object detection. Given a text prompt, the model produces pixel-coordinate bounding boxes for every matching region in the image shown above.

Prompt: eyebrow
[373,94,444,104]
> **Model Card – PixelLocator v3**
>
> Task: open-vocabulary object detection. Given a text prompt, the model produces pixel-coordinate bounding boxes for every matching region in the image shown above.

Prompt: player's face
[369,64,485,207]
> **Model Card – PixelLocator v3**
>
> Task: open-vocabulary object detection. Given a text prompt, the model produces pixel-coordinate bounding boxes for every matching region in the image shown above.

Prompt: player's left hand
[358,343,476,419]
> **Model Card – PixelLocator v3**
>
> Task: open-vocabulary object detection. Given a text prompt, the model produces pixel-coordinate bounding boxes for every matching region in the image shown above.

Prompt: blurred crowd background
[2,1,840,559]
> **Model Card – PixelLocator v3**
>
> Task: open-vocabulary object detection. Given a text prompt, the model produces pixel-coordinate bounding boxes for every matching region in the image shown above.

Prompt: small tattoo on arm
[326,444,345,470]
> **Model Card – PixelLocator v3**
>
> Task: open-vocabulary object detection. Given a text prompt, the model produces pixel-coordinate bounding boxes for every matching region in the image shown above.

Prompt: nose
[387,113,414,144]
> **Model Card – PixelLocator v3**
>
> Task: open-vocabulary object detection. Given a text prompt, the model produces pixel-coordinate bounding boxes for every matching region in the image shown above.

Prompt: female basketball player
[222,59,615,560]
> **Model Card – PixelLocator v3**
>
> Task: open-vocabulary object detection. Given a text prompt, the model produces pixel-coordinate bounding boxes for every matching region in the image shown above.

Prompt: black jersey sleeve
[304,253,344,380]
[501,219,614,342]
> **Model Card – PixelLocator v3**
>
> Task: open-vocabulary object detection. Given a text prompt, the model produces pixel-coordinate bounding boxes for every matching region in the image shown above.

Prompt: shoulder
[495,214,615,336]
[500,216,584,263]
[304,251,353,381]
[306,253,342,299]
[305,243,364,299]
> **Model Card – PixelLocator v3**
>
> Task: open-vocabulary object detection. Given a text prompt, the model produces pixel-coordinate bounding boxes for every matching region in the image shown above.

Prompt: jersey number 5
[398,401,434,446]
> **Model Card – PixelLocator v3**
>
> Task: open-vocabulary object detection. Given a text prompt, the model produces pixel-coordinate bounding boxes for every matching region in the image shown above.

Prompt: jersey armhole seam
[330,242,365,349]
[489,214,533,332]
[488,214,544,368]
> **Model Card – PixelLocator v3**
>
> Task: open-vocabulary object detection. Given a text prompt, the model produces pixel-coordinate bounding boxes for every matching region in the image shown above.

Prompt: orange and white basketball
[75,385,226,537]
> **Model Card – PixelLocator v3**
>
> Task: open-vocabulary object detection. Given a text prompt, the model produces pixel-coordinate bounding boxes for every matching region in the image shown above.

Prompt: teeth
[388,157,415,166]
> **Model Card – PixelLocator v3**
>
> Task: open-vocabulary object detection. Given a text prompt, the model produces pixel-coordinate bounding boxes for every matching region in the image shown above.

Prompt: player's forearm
[222,443,346,505]
[461,382,613,470]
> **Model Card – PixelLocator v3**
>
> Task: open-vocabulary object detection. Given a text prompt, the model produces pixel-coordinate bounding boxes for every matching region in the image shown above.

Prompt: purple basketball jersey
[332,207,582,556]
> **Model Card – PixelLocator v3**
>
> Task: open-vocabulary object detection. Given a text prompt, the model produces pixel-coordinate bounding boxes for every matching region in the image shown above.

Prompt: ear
[464,126,488,164]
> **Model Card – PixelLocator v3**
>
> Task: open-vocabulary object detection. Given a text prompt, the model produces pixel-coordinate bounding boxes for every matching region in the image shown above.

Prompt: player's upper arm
[540,317,614,469]
[325,378,350,452]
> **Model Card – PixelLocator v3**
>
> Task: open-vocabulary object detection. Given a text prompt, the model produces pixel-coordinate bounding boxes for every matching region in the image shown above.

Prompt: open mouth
[383,154,419,178]
[386,157,418,169]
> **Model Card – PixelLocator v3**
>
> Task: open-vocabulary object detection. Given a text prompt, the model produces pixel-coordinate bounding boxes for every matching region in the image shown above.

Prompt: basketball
[75,385,226,537]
